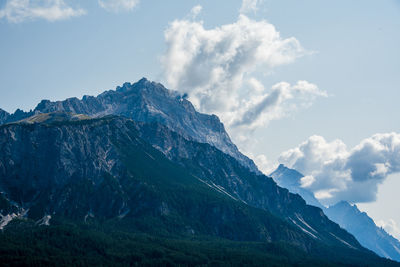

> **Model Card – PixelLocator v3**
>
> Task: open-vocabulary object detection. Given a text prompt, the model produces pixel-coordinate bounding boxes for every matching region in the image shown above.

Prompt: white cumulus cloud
[0,0,86,23]
[162,7,325,135]
[279,133,400,205]
[253,154,276,174]
[98,0,139,13]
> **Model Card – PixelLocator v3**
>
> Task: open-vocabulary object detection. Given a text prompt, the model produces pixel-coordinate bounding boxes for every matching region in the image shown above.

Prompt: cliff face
[0,78,258,173]
[0,115,310,245]
[0,116,127,220]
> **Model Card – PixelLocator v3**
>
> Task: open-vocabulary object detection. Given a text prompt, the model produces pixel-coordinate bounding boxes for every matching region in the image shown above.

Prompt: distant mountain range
[0,78,398,265]
[271,164,400,262]
[326,201,400,261]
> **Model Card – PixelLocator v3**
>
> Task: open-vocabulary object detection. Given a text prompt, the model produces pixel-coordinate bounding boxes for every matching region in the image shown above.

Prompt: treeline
[0,220,397,267]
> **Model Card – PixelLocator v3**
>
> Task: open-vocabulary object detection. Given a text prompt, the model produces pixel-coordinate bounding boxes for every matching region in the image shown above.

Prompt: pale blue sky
[1,0,400,236]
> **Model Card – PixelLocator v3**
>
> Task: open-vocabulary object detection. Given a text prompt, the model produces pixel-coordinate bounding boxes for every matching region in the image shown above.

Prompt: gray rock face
[0,78,258,173]
[0,118,128,219]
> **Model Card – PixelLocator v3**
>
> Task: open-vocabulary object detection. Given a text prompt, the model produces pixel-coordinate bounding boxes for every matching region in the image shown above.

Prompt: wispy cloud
[0,0,86,23]
[279,133,400,205]
[188,5,202,19]
[240,0,263,14]
[232,80,326,129]
[98,0,139,13]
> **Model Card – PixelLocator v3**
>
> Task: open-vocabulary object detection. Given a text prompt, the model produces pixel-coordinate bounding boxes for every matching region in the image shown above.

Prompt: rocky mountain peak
[331,200,352,209]
[327,201,370,222]
[270,164,304,187]
[0,78,260,173]
[34,100,52,111]
[116,82,133,93]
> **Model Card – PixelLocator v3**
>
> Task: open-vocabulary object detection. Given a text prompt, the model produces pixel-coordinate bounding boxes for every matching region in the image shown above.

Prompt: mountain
[0,114,359,246]
[325,201,400,262]
[0,115,300,241]
[270,164,400,262]
[0,113,397,265]
[131,122,371,247]
[270,164,324,209]
[0,78,258,174]
[0,78,398,265]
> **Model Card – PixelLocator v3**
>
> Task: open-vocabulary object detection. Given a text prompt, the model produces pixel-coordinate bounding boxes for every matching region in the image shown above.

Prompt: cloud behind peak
[279,132,400,205]
[162,10,324,131]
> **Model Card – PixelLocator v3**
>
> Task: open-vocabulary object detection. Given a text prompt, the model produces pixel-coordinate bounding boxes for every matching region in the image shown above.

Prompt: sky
[1,0,400,238]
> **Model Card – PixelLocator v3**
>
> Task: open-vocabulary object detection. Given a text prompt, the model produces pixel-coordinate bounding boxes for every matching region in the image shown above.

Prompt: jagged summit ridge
[0,78,259,173]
